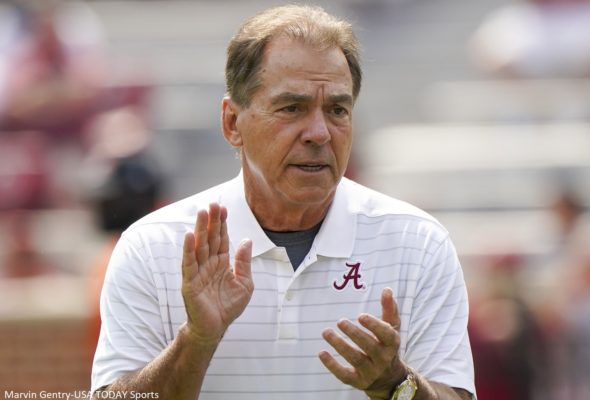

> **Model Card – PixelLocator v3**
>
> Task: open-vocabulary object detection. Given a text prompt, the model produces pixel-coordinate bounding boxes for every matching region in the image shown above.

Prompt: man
[91,5,476,400]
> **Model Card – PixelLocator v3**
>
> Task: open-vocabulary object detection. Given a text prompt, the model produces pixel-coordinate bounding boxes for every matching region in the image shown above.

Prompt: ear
[222,97,243,148]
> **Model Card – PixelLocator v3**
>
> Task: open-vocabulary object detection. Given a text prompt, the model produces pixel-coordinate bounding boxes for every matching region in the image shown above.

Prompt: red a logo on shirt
[333,262,365,290]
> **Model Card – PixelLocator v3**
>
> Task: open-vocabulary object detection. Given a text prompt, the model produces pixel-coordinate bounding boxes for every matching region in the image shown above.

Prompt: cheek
[244,120,292,155]
[334,130,353,157]
[240,123,279,166]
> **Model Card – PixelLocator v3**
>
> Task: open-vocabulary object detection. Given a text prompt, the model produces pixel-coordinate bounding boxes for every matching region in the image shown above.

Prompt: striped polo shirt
[91,173,475,399]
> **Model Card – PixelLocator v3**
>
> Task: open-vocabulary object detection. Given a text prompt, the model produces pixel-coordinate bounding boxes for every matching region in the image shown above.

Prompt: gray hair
[225,4,362,107]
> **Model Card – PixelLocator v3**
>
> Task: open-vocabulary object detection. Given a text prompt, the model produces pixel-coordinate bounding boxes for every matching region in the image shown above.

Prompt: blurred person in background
[562,251,590,400]
[84,101,164,355]
[91,5,475,400]
[87,151,164,358]
[470,187,589,400]
[549,189,585,247]
[470,0,590,79]
[0,0,151,278]
[0,0,105,277]
[0,0,107,142]
[468,254,549,400]
[545,207,590,400]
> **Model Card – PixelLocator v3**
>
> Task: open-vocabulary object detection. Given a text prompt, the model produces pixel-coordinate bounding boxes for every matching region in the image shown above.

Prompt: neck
[245,188,334,232]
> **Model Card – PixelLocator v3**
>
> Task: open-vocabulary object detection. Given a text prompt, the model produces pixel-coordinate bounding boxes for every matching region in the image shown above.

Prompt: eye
[332,105,349,116]
[280,104,300,113]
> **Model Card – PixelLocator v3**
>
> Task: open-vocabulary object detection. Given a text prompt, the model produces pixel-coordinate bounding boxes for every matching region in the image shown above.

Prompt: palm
[181,203,253,342]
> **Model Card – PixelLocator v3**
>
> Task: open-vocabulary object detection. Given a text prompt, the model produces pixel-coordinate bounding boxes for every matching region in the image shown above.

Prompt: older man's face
[233,36,354,214]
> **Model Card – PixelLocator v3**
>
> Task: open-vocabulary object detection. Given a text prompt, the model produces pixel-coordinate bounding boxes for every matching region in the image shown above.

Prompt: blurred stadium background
[1,0,589,398]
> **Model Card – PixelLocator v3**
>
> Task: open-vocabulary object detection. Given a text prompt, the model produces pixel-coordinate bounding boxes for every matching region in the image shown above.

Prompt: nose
[301,108,330,146]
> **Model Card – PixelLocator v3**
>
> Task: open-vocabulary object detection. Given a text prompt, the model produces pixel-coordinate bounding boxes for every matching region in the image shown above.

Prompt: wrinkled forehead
[265,33,344,62]
[259,36,352,91]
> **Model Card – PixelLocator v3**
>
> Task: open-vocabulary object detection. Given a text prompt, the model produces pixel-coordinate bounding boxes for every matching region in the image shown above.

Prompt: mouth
[293,163,328,172]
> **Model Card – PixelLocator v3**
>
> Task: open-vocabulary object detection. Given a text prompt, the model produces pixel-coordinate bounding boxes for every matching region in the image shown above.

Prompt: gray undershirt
[263,222,322,271]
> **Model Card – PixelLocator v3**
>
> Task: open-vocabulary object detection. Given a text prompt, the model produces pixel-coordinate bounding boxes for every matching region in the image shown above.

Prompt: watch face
[398,385,415,400]
[393,379,417,400]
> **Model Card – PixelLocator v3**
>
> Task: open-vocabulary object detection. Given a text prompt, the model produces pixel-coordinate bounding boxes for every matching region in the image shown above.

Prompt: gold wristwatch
[390,371,417,400]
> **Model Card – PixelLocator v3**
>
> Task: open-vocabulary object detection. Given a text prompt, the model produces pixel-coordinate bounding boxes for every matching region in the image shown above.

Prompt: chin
[284,186,335,205]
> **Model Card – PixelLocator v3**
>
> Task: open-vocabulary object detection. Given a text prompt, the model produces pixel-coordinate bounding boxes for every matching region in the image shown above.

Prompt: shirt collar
[221,172,276,258]
[221,172,356,259]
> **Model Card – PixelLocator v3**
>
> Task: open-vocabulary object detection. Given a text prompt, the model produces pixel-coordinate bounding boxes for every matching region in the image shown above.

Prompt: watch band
[390,370,417,400]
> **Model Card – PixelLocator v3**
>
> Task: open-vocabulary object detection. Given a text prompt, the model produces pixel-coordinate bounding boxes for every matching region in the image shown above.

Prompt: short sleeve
[91,233,168,392]
[403,235,476,396]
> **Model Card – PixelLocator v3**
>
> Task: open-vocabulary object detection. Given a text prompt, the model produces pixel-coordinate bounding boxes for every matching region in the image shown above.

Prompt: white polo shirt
[92,174,475,399]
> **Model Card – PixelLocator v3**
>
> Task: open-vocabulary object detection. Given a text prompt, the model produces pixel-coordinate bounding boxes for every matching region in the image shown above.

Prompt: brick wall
[0,317,92,396]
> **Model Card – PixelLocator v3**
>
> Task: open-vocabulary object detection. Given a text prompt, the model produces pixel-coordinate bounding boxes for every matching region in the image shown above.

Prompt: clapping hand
[181,202,254,344]
[319,288,408,399]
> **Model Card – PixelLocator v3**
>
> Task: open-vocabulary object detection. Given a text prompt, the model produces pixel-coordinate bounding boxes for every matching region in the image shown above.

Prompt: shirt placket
[268,247,300,340]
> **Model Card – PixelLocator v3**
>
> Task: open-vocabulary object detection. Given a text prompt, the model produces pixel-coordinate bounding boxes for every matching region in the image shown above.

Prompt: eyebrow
[270,92,353,106]
[328,94,353,105]
[270,92,311,106]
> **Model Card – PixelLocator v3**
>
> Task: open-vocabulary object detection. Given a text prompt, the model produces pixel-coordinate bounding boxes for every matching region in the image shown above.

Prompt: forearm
[94,323,219,400]
[415,377,472,400]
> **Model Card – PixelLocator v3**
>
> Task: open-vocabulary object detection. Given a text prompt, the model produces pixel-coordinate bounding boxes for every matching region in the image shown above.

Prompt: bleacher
[360,120,590,256]
[359,76,590,287]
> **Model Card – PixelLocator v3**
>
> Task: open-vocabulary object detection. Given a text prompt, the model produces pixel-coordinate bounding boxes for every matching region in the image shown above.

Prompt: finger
[194,208,210,265]
[381,287,400,330]
[357,313,398,348]
[234,238,253,283]
[318,349,357,386]
[337,318,379,354]
[219,205,229,255]
[181,232,196,281]
[207,203,222,255]
[322,323,368,369]
[340,316,399,374]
